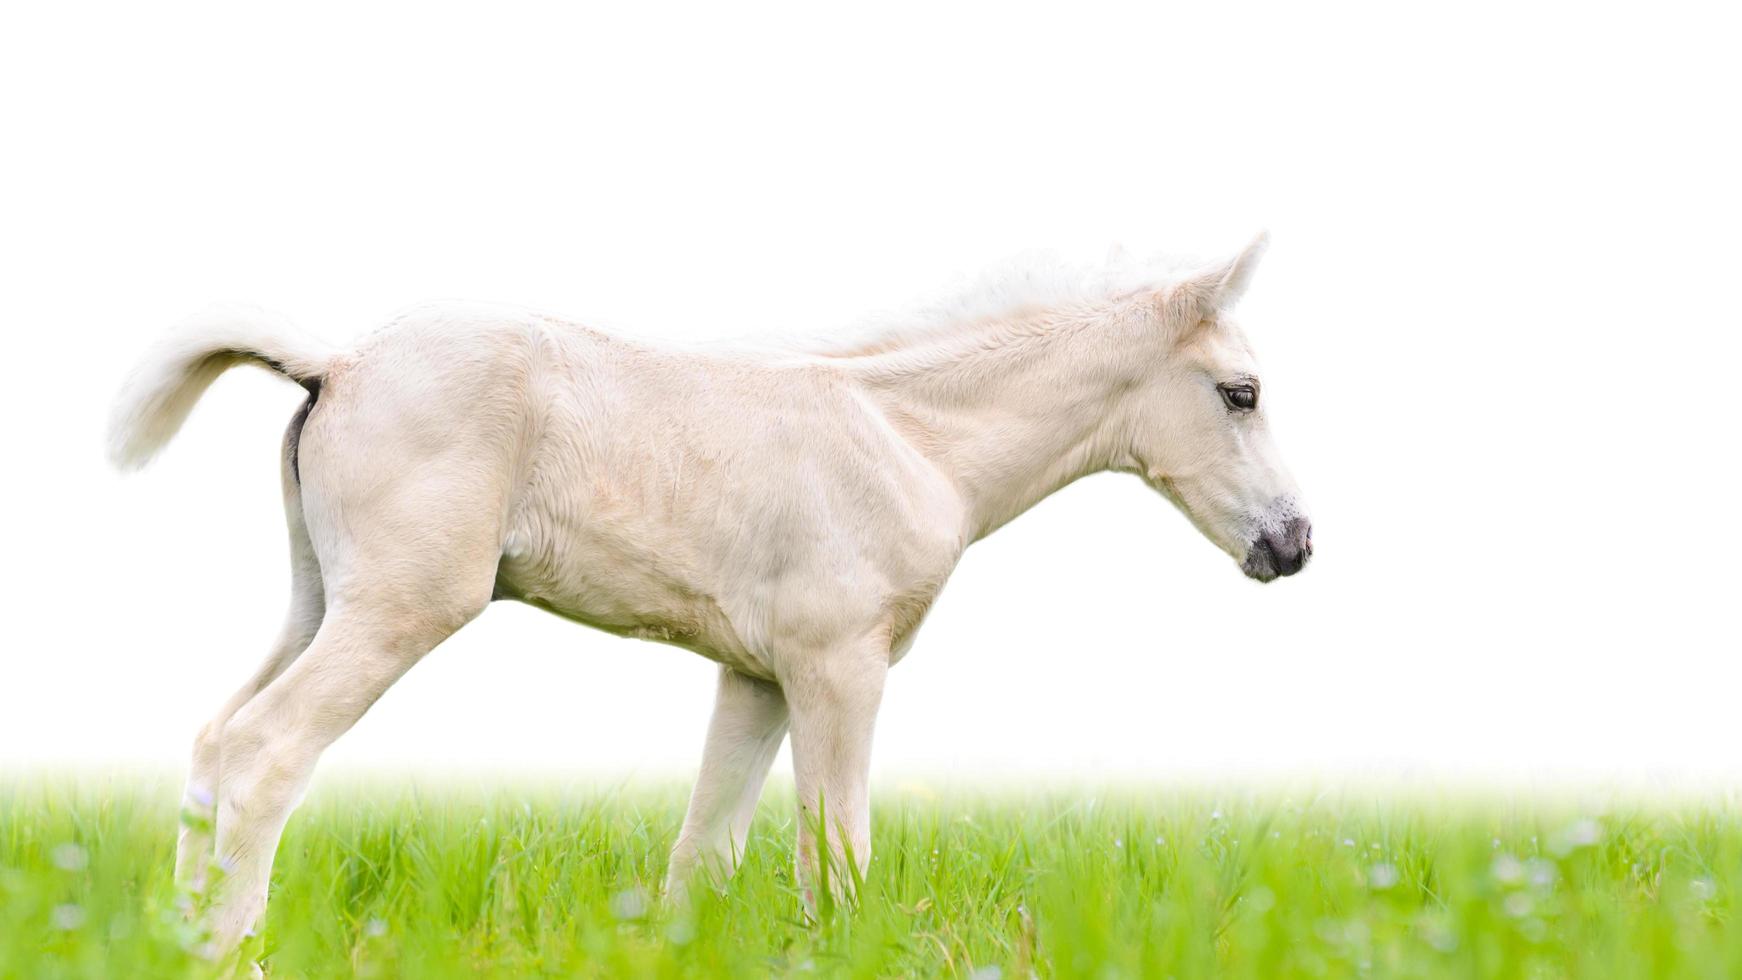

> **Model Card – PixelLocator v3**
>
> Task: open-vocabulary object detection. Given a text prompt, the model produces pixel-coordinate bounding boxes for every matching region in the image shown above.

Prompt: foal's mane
[802,249,1198,361]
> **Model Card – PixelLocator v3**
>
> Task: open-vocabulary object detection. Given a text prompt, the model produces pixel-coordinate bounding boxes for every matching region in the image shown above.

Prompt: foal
[109,234,1310,953]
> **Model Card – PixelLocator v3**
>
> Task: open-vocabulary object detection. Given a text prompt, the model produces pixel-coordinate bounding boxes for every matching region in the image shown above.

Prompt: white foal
[109,233,1309,953]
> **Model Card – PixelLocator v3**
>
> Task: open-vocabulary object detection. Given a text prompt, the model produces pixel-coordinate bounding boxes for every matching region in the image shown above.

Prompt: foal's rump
[289,308,538,610]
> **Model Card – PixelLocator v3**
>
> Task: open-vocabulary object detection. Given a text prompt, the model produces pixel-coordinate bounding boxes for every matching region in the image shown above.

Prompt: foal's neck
[849,301,1153,540]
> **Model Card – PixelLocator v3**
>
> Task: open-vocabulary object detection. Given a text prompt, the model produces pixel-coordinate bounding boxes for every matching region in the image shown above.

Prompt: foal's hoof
[220,950,265,979]
[196,925,266,978]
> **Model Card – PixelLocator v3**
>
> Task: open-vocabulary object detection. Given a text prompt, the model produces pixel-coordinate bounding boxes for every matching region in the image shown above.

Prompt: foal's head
[1123,234,1311,582]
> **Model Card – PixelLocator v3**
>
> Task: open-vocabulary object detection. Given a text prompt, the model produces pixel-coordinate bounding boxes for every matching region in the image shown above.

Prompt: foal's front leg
[665,666,789,899]
[781,637,889,907]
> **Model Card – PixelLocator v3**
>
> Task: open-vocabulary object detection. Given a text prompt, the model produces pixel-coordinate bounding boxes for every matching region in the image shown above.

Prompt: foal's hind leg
[202,555,495,954]
[176,425,324,894]
[665,666,790,899]
[197,427,507,954]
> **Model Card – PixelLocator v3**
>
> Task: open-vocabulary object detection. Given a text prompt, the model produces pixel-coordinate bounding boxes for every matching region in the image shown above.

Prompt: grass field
[2,776,1739,978]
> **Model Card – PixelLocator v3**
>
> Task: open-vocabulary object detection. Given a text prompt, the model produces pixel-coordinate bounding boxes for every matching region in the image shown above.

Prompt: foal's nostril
[1271,517,1312,576]
[1242,516,1313,581]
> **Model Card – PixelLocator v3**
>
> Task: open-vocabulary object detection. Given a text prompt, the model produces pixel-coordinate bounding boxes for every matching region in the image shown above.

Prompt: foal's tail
[107,306,338,471]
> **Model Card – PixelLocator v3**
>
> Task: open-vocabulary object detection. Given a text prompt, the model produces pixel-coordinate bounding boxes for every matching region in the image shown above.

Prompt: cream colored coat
[108,234,1309,956]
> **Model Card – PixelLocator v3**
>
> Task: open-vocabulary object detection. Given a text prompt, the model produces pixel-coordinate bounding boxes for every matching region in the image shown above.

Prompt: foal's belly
[493,533,772,679]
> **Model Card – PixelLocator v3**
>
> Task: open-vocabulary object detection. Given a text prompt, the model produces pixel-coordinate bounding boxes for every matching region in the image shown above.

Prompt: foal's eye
[1219,383,1259,412]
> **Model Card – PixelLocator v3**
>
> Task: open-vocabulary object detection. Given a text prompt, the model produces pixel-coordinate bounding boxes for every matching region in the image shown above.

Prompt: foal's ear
[1168,231,1270,322]
[1209,230,1269,309]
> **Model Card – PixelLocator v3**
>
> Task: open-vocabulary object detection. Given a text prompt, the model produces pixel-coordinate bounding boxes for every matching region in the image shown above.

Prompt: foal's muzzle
[1242,516,1312,582]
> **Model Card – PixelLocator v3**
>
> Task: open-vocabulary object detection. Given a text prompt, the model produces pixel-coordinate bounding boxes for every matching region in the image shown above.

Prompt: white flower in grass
[52,904,85,930]
[1244,885,1276,914]
[1368,863,1400,890]
[1342,838,1356,848]
[1503,892,1534,918]
[364,918,388,937]
[1689,878,1716,901]
[1525,860,1556,889]
[1491,855,1524,885]
[1417,915,1457,953]
[52,844,88,872]
[968,966,1002,980]
[1549,818,1602,856]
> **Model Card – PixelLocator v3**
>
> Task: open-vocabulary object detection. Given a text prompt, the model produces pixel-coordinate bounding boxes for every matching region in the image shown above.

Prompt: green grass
[2,775,1739,978]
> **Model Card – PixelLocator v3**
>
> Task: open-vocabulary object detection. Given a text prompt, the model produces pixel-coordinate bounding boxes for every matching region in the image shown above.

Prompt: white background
[2,2,1736,787]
